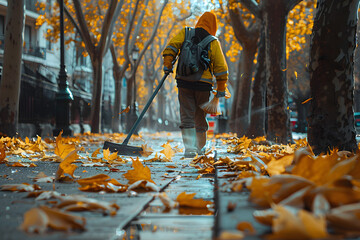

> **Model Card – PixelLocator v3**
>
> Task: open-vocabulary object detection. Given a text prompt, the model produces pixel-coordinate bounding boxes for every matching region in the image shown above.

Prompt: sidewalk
[0,131,273,240]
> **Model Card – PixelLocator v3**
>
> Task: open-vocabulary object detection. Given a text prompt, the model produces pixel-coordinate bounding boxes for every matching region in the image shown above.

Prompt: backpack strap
[184,27,195,41]
[198,35,217,49]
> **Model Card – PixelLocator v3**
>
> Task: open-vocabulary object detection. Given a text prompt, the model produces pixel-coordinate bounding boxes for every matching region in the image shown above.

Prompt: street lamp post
[53,0,73,137]
[126,46,139,134]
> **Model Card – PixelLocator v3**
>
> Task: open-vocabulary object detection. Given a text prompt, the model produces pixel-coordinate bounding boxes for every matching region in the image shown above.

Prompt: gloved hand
[216,80,227,98]
[163,55,174,73]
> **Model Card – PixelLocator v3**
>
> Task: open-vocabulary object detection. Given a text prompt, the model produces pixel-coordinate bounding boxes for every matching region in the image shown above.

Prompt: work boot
[181,128,197,158]
[196,131,207,155]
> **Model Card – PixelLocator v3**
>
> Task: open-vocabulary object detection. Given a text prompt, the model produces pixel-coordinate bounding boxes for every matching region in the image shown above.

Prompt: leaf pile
[210,135,360,238]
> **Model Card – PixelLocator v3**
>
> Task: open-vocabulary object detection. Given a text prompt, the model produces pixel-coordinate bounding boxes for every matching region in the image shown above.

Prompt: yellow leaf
[123,158,155,184]
[269,205,328,239]
[140,144,153,157]
[160,142,175,160]
[91,148,101,157]
[103,148,117,161]
[294,71,298,78]
[176,192,213,208]
[236,221,256,234]
[55,150,78,181]
[54,131,75,159]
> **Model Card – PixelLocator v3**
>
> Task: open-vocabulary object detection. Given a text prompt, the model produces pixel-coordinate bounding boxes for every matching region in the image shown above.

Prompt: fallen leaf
[326,203,360,232]
[76,174,127,193]
[157,192,178,208]
[32,172,54,183]
[236,221,256,234]
[20,206,86,232]
[103,148,118,161]
[140,144,153,157]
[127,180,160,192]
[0,145,6,163]
[160,142,175,160]
[56,195,119,216]
[54,131,76,159]
[176,192,213,208]
[55,150,79,181]
[268,205,328,239]
[91,148,101,158]
[123,158,155,184]
[1,183,41,192]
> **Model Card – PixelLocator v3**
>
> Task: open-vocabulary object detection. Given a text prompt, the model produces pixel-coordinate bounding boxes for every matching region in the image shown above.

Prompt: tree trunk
[233,46,257,136]
[247,26,267,138]
[264,0,292,143]
[112,67,122,133]
[307,0,359,154]
[110,45,122,133]
[90,56,103,133]
[0,0,25,137]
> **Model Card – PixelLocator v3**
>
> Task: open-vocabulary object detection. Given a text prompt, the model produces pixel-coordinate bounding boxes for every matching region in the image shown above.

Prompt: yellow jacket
[163,12,228,87]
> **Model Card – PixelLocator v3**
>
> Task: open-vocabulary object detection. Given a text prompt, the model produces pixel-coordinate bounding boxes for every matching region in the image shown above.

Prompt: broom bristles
[200,96,221,115]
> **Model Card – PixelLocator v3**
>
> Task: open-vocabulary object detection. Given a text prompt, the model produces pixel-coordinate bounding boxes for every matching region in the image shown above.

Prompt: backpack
[176,27,217,81]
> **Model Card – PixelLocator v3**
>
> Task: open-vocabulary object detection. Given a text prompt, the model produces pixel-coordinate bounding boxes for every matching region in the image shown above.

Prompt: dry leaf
[32,172,54,183]
[268,205,328,240]
[218,230,244,239]
[140,144,153,157]
[123,158,155,184]
[326,203,360,232]
[120,105,130,114]
[1,183,41,192]
[236,221,256,234]
[41,205,85,231]
[54,131,76,159]
[0,145,6,163]
[20,207,49,234]
[103,148,118,161]
[55,150,79,181]
[157,192,178,208]
[76,174,127,193]
[160,142,175,160]
[127,180,160,192]
[91,148,101,158]
[176,192,213,208]
[56,195,119,216]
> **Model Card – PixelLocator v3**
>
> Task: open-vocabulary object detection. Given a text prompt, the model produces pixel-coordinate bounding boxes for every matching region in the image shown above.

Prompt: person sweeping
[162,11,229,158]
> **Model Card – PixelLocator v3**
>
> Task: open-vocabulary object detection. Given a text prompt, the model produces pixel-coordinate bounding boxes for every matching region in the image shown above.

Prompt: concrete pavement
[0,131,270,240]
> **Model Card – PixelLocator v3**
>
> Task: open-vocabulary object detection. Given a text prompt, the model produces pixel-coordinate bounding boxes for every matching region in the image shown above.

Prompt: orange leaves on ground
[102,148,118,161]
[32,172,54,183]
[326,203,360,232]
[54,131,76,159]
[123,158,155,184]
[140,144,153,157]
[1,183,41,192]
[55,150,79,181]
[176,192,213,208]
[236,221,256,235]
[0,144,6,163]
[55,195,119,216]
[20,206,86,233]
[160,142,175,160]
[128,180,160,192]
[6,162,37,167]
[76,174,127,193]
[266,205,328,240]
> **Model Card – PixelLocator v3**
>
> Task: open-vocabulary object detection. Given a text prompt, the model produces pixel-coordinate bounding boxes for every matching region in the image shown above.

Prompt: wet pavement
[0,131,269,240]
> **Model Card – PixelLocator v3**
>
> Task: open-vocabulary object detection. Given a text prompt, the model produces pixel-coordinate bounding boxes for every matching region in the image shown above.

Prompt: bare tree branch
[133,0,169,73]
[98,0,118,57]
[238,0,261,19]
[72,0,95,56]
[104,0,125,55]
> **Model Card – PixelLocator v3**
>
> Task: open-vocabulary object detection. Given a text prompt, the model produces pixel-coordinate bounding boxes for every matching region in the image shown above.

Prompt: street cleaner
[162,12,229,158]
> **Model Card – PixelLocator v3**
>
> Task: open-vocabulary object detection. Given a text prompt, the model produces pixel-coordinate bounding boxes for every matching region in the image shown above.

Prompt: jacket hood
[195,12,218,36]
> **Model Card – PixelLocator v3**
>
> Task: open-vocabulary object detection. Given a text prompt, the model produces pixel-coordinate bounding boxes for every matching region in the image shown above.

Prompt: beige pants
[178,87,210,132]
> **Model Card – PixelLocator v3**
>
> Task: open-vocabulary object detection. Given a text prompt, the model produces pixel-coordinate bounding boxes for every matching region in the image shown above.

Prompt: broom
[200,88,231,115]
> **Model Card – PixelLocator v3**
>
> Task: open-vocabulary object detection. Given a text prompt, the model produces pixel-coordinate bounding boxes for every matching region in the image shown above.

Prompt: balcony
[0,35,46,59]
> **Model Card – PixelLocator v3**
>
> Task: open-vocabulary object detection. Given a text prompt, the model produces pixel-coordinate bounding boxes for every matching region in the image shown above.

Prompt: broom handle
[122,72,170,145]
